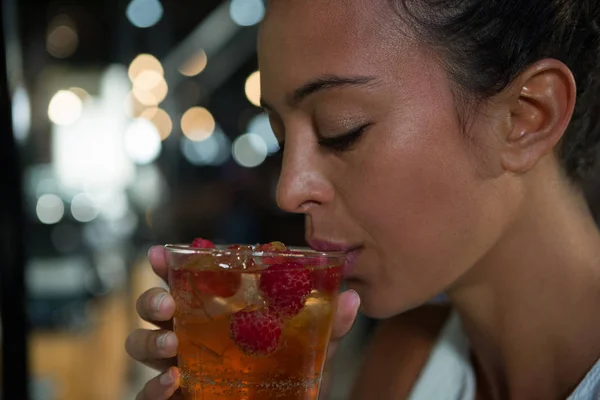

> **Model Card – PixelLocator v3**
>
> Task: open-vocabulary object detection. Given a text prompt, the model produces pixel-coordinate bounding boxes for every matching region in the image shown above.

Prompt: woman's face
[258,0,519,318]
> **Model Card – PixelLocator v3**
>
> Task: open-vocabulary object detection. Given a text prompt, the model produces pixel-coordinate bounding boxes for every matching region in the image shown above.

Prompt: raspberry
[181,238,241,298]
[256,241,289,265]
[194,270,241,298]
[229,309,282,355]
[312,265,343,294]
[191,238,216,249]
[170,267,240,299]
[259,262,313,317]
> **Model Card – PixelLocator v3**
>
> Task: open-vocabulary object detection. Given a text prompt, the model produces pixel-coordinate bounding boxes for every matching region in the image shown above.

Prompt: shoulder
[350,304,452,400]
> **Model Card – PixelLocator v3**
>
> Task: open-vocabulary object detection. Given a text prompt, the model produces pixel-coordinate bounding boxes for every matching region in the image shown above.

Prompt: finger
[331,289,360,341]
[137,287,175,330]
[326,341,340,361]
[136,367,181,400]
[149,246,169,282]
[126,329,178,371]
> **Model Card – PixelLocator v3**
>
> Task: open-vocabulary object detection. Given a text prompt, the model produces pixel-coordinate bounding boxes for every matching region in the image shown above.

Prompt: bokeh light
[128,54,164,82]
[232,133,268,168]
[140,107,172,140]
[248,113,279,154]
[36,194,65,225]
[70,193,99,223]
[132,76,168,106]
[88,190,129,221]
[179,49,208,77]
[127,54,168,106]
[133,70,163,91]
[245,70,261,107]
[181,128,230,166]
[126,0,164,28]
[68,87,92,103]
[12,83,31,142]
[124,119,162,164]
[46,15,78,58]
[181,107,216,141]
[48,90,83,126]
[229,0,265,27]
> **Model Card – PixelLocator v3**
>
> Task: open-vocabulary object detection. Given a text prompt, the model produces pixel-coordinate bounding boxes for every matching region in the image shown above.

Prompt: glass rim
[164,244,348,259]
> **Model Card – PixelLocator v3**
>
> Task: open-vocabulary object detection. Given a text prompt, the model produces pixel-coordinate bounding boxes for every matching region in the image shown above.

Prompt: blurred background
[2,1,600,399]
[0,0,377,399]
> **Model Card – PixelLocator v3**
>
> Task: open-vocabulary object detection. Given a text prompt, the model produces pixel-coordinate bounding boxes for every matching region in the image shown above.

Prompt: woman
[125,0,600,398]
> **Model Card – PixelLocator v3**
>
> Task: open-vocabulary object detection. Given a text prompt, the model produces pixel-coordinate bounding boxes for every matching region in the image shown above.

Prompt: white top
[408,311,600,400]
[408,311,476,400]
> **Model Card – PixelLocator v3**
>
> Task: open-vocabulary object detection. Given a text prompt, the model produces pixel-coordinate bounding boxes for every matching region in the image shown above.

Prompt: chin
[347,279,435,320]
[346,280,419,320]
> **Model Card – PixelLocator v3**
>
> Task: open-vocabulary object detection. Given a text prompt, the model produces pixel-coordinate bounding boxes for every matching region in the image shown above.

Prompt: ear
[500,59,576,174]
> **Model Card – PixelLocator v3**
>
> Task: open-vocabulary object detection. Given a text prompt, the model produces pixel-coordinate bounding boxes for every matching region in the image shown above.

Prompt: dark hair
[390,0,600,181]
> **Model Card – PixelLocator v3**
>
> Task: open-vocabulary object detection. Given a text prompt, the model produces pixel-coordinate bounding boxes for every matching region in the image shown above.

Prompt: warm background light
[181,107,216,142]
[46,15,79,58]
[128,54,164,82]
[48,90,83,126]
[245,71,261,107]
[69,87,92,103]
[140,107,172,140]
[179,49,208,77]
[132,79,168,106]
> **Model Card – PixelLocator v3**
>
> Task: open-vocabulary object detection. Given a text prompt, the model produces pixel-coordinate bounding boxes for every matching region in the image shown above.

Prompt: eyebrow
[260,74,378,111]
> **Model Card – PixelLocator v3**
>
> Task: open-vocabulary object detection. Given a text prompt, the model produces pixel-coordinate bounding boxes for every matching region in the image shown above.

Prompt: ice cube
[201,273,264,318]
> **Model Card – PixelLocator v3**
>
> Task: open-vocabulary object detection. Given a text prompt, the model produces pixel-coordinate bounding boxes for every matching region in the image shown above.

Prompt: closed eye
[318,123,371,152]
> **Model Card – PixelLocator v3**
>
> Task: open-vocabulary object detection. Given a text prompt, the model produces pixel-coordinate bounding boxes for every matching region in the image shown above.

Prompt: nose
[276,142,334,214]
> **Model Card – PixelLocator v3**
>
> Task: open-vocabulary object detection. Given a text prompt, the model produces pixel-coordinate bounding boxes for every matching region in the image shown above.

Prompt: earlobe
[500,60,576,174]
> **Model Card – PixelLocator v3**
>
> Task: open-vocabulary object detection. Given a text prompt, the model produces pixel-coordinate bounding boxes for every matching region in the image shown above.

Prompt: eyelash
[275,123,371,154]
[318,123,371,152]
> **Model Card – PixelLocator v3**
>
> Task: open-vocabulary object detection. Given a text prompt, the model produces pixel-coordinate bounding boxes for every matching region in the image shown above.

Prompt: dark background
[0,1,370,399]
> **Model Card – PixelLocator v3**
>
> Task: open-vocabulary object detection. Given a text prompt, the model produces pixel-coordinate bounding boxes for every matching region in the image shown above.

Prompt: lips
[306,239,362,278]
[306,239,355,252]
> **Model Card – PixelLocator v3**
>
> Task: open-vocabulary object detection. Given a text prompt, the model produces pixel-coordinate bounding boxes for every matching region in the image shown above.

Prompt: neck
[448,166,600,400]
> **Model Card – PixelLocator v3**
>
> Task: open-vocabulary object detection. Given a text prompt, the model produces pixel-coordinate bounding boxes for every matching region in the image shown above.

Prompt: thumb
[148,246,169,283]
[331,289,360,341]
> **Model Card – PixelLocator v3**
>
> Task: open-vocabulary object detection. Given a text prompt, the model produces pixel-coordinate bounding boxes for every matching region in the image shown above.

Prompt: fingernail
[147,246,157,258]
[160,369,174,385]
[157,332,176,350]
[153,293,168,312]
[157,332,169,349]
[348,289,361,308]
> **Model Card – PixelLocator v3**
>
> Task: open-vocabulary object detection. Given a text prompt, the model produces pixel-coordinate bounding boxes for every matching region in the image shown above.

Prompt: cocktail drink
[166,239,346,400]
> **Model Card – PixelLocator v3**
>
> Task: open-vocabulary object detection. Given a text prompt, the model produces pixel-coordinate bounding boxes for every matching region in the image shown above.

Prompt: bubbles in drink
[168,239,344,399]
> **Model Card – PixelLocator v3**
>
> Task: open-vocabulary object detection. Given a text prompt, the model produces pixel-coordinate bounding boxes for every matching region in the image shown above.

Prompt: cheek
[344,115,511,306]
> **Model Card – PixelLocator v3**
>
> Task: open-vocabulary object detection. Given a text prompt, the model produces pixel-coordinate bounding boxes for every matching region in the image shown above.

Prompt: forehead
[258,0,413,92]
[263,0,386,37]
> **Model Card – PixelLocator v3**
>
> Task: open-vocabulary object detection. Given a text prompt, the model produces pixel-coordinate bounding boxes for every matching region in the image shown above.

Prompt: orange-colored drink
[166,242,345,400]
